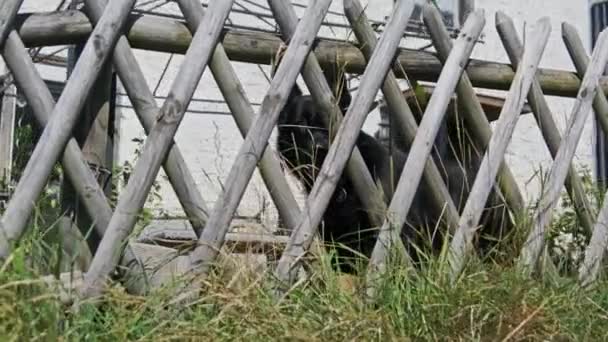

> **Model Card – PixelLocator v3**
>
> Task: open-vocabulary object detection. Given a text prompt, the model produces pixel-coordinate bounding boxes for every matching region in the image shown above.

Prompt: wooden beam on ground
[13,9,608,99]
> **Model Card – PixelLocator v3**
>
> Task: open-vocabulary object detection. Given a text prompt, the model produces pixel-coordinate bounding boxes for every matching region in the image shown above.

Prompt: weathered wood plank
[0,0,23,46]
[1,31,142,275]
[423,5,525,215]
[268,0,385,228]
[186,0,333,282]
[80,0,235,300]
[363,9,484,295]
[344,0,460,230]
[449,16,551,281]
[60,34,114,253]
[562,24,608,286]
[518,28,608,275]
[0,0,137,259]
[273,0,416,288]
[13,10,606,99]
[176,0,301,232]
[0,84,15,194]
[496,13,596,235]
[83,0,210,235]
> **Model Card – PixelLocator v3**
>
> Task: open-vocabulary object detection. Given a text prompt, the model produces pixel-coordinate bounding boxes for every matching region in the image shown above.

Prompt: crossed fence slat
[448,17,551,281]
[0,0,22,45]
[1,24,153,277]
[562,24,608,286]
[186,0,334,281]
[273,0,417,287]
[343,0,460,233]
[0,0,137,259]
[496,12,596,237]
[363,10,486,296]
[423,6,526,217]
[83,0,212,235]
[79,0,236,300]
[518,29,608,275]
[267,0,387,230]
[176,0,302,233]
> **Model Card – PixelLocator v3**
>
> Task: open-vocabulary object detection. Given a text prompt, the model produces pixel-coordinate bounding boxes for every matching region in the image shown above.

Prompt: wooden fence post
[363,10,485,296]
[518,29,608,275]
[267,0,387,228]
[344,0,461,232]
[562,24,608,286]
[0,0,137,259]
[175,0,302,233]
[60,27,115,253]
[2,29,142,285]
[496,13,596,235]
[83,0,213,235]
[80,0,235,300]
[272,0,416,287]
[0,83,15,199]
[449,17,551,281]
[423,5,525,215]
[185,0,334,282]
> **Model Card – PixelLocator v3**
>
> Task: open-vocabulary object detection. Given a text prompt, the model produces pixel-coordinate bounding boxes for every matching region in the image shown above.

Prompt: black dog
[276,70,513,272]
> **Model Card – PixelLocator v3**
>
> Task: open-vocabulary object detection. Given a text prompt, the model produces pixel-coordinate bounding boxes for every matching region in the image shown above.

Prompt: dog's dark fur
[276,69,513,272]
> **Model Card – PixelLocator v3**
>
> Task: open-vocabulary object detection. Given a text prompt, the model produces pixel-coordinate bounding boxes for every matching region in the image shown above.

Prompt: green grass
[1,237,608,341]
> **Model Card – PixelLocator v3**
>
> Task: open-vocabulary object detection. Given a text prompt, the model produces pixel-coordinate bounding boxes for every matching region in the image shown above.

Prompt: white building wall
[16,1,594,228]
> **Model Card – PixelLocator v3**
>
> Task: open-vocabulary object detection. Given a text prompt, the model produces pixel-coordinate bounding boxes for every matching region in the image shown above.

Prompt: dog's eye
[336,188,348,203]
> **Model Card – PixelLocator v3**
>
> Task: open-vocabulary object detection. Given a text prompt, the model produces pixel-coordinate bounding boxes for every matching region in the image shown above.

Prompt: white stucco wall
[14,1,595,228]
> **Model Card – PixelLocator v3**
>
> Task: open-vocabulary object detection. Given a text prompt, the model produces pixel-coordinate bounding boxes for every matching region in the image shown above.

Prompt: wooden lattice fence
[1,0,608,304]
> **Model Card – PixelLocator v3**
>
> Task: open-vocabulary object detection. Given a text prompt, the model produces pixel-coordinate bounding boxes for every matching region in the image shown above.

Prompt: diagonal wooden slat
[83,0,211,235]
[422,5,525,216]
[79,0,235,300]
[496,12,596,237]
[1,29,145,277]
[364,11,486,296]
[518,29,608,275]
[563,24,608,141]
[176,0,302,232]
[449,17,551,281]
[562,24,608,286]
[0,0,23,47]
[273,0,416,288]
[0,0,137,259]
[267,0,385,229]
[186,0,334,280]
[343,0,460,232]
